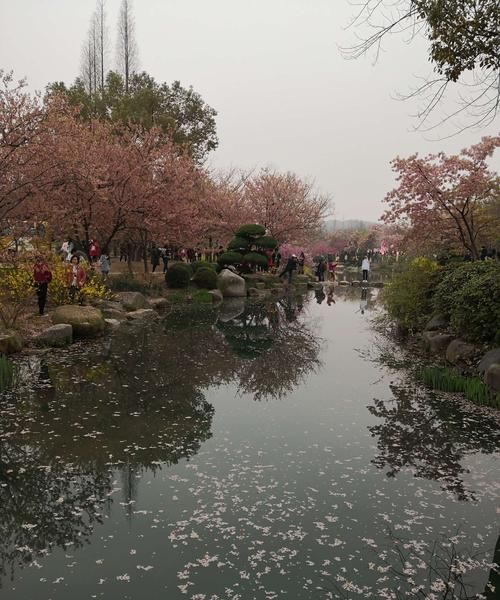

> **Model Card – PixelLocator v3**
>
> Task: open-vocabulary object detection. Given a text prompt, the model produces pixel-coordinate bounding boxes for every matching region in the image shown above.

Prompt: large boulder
[478,348,500,375]
[445,339,478,365]
[217,269,246,298]
[35,324,73,348]
[218,298,245,322]
[424,314,449,331]
[101,307,127,321]
[0,330,23,354]
[428,333,455,355]
[484,364,500,393]
[207,289,223,303]
[52,305,105,338]
[148,297,168,312]
[115,291,148,311]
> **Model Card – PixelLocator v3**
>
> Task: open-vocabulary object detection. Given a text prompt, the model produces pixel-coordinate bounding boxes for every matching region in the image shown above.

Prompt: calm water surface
[1,288,499,599]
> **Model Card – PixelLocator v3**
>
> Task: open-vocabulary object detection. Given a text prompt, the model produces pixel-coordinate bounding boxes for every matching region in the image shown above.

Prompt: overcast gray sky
[1,0,498,221]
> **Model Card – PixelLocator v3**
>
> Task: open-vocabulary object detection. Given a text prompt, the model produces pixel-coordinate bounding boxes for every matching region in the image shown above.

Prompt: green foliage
[108,274,150,294]
[227,237,248,251]
[165,263,192,289]
[217,251,243,267]
[243,252,269,268]
[433,261,500,342]
[47,71,218,162]
[192,267,218,290]
[191,260,216,273]
[235,224,266,238]
[417,366,499,408]
[255,235,277,249]
[381,257,440,331]
[0,354,14,391]
[192,290,213,304]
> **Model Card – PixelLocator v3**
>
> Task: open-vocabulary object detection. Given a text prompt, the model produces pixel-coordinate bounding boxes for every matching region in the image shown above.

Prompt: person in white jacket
[362,256,370,282]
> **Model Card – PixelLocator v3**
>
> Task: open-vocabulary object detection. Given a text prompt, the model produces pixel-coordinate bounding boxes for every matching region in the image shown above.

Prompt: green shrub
[243,252,269,268]
[165,263,192,288]
[381,257,440,331]
[192,267,218,289]
[227,237,248,251]
[191,260,216,273]
[217,251,243,267]
[109,274,149,294]
[235,224,266,237]
[255,235,277,249]
[433,261,500,342]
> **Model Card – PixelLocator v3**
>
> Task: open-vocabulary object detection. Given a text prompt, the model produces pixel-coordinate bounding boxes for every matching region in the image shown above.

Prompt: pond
[1,287,499,599]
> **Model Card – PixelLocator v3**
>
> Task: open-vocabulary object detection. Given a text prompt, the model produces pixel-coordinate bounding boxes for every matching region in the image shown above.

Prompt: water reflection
[368,380,500,500]
[0,296,322,581]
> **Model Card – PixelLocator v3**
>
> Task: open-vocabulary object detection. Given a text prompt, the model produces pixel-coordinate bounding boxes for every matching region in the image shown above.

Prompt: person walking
[66,255,86,304]
[298,252,305,274]
[99,251,111,281]
[88,238,101,265]
[33,256,52,316]
[150,244,161,273]
[279,254,298,284]
[362,255,370,282]
[327,257,337,281]
[160,244,170,273]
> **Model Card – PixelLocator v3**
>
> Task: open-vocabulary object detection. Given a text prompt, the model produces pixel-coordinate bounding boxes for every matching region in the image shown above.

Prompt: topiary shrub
[433,261,500,342]
[255,235,277,249]
[227,237,248,251]
[192,260,216,273]
[235,224,266,237]
[243,252,269,268]
[165,262,192,288]
[381,257,440,331]
[217,251,243,267]
[192,267,218,289]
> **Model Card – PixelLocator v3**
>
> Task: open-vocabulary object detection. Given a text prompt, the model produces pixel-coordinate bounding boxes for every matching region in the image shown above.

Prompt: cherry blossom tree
[382,136,500,259]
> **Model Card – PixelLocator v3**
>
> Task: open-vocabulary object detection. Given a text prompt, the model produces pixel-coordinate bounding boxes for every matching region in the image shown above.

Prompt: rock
[446,339,478,365]
[217,269,246,298]
[101,308,127,321]
[148,297,168,312]
[352,280,361,287]
[52,305,105,338]
[218,298,245,322]
[371,281,385,288]
[428,333,455,355]
[35,324,73,348]
[484,364,500,393]
[105,318,122,328]
[0,330,23,354]
[255,282,266,290]
[116,291,148,311]
[478,348,500,375]
[293,283,309,292]
[339,280,350,286]
[126,308,157,321]
[207,289,223,303]
[425,314,449,331]
[247,287,260,297]
[307,282,323,290]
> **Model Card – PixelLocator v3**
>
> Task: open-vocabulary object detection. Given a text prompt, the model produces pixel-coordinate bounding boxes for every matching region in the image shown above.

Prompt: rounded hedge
[255,235,277,249]
[433,261,500,342]
[217,251,243,266]
[227,237,249,251]
[243,252,269,268]
[235,224,266,238]
[165,262,192,288]
[192,267,218,289]
[192,260,216,273]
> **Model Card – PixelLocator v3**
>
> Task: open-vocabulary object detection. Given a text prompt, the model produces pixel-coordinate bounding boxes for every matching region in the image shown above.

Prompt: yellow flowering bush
[0,260,34,328]
[48,258,115,305]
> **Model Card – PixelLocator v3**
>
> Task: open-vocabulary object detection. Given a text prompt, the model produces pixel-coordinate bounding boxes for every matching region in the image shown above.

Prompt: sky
[1,0,498,222]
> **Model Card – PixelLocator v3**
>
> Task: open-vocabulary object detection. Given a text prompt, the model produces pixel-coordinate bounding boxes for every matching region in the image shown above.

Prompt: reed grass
[0,354,14,391]
[417,366,499,408]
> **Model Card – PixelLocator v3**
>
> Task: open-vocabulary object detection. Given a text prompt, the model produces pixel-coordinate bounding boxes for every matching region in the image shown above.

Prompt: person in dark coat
[33,256,52,316]
[279,254,298,284]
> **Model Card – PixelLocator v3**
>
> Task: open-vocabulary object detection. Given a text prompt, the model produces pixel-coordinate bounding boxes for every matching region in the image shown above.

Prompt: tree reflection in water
[0,294,321,580]
[368,380,500,501]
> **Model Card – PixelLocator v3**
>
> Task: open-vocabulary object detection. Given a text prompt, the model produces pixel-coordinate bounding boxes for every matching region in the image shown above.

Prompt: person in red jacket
[88,238,101,265]
[66,255,86,304]
[33,256,52,316]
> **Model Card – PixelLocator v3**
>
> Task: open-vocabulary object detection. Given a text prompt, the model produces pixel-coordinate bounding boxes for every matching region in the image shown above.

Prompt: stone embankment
[422,315,500,394]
